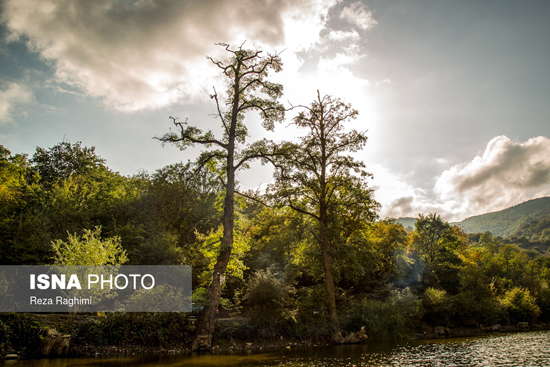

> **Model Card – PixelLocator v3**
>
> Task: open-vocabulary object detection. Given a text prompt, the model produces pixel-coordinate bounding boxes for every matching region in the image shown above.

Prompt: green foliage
[1,142,221,268]
[421,287,451,325]
[413,213,466,264]
[64,313,191,348]
[7,136,550,349]
[0,146,50,264]
[50,227,128,307]
[241,269,294,337]
[536,286,550,322]
[51,227,128,265]
[266,92,379,331]
[457,196,550,237]
[31,141,107,186]
[452,290,503,327]
[197,223,250,280]
[338,220,411,294]
[346,288,419,342]
[268,92,379,226]
[412,213,466,292]
[246,206,314,277]
[500,287,541,323]
[0,313,43,356]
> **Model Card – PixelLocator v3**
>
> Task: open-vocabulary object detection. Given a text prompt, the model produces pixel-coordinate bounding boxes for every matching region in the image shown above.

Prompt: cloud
[434,135,550,218]
[0,82,33,123]
[339,2,377,30]
[375,136,550,222]
[1,0,337,112]
[370,164,436,219]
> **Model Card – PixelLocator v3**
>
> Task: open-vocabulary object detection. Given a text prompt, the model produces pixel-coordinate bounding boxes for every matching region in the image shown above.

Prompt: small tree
[52,226,127,266]
[51,227,128,311]
[158,43,285,350]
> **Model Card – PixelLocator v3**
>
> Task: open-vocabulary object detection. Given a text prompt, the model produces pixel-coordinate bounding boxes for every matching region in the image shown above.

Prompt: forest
[2,44,550,354]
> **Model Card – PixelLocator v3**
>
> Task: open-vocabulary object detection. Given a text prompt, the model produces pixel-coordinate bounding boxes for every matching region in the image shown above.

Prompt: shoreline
[3,313,548,360]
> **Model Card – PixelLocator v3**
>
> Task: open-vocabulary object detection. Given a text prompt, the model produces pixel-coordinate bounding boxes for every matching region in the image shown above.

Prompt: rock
[196,334,210,351]
[434,326,451,336]
[491,324,501,331]
[3,354,19,359]
[341,326,368,344]
[36,329,70,357]
[517,322,529,329]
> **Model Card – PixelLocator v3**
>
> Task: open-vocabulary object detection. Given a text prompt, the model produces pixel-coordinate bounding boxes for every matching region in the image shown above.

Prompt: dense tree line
[2,140,550,344]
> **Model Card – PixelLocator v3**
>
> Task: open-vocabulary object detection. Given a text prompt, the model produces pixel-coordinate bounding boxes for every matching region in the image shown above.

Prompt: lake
[3,330,550,366]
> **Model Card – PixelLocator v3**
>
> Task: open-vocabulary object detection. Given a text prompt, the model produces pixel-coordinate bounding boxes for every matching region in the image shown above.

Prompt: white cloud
[325,30,360,43]
[1,0,338,112]
[376,136,550,222]
[0,82,33,124]
[371,164,446,220]
[435,135,550,218]
[339,2,377,30]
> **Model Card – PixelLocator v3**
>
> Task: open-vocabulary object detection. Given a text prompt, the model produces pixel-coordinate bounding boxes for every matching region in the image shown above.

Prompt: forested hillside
[455,197,550,237]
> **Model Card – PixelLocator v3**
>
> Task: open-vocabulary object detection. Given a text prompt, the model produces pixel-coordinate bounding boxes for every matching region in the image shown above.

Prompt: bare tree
[158,43,285,351]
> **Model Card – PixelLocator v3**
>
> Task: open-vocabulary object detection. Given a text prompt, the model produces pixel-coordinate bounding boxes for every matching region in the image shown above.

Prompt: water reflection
[3,330,549,367]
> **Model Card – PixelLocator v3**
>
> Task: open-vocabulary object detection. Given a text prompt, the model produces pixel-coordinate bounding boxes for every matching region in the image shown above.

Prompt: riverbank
[4,330,550,366]
[2,313,550,360]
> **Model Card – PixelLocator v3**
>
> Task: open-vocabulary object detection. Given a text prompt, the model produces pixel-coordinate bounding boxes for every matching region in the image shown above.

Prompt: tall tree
[268,92,378,341]
[412,213,466,292]
[158,43,285,350]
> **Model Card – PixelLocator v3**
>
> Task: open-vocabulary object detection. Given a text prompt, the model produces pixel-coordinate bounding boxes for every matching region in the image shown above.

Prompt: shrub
[452,290,504,327]
[241,269,294,338]
[421,287,452,325]
[345,288,419,342]
[501,287,540,324]
[0,314,42,356]
[63,313,192,348]
[537,286,550,322]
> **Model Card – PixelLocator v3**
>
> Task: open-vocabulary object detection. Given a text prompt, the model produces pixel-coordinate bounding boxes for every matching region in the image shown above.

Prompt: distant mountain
[396,217,417,231]
[454,197,550,237]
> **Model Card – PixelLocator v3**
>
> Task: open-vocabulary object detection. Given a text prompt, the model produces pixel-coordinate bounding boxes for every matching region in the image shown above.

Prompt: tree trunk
[192,149,235,351]
[319,207,342,343]
[191,247,232,351]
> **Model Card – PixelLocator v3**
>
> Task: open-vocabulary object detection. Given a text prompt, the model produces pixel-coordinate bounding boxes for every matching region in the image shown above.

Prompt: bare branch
[162,116,228,149]
[235,190,270,207]
[210,87,228,133]
[288,201,319,220]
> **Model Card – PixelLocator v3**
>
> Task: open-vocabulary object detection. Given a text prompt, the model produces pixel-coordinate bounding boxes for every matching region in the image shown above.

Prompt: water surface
[3,330,549,366]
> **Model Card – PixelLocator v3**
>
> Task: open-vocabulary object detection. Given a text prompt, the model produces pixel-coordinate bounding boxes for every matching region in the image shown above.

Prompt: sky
[1,0,550,222]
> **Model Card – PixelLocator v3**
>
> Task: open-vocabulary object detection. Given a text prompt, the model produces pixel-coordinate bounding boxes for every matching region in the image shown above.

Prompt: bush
[537,286,550,322]
[0,313,42,356]
[64,313,192,348]
[241,269,294,338]
[452,290,503,327]
[501,287,540,324]
[421,287,452,325]
[293,284,335,340]
[345,288,419,342]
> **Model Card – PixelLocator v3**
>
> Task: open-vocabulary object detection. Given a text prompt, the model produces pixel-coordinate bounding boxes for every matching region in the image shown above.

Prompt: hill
[454,197,550,237]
